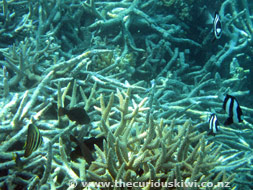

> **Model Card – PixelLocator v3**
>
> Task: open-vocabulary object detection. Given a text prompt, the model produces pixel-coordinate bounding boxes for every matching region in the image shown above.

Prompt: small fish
[70,135,105,164]
[208,113,220,136]
[58,107,90,125]
[213,11,222,41]
[24,124,43,157]
[223,94,243,125]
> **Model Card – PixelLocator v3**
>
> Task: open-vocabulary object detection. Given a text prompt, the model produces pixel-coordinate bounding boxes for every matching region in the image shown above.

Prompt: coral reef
[87,89,235,189]
[0,0,252,189]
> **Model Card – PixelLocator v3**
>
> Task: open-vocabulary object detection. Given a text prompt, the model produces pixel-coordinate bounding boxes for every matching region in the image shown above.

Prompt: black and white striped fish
[223,94,243,125]
[24,124,43,157]
[213,11,222,40]
[208,113,220,136]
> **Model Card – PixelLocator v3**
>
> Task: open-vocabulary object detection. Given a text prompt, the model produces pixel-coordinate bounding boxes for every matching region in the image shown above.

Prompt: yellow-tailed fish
[24,124,42,157]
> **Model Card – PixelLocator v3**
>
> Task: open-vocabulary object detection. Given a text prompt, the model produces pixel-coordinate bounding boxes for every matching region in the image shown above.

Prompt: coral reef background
[0,0,253,189]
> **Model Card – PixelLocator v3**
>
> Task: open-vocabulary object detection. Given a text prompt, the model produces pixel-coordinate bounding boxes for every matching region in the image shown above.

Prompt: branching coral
[82,90,235,189]
[0,0,34,45]
[161,0,176,7]
[0,0,252,190]
[0,37,59,90]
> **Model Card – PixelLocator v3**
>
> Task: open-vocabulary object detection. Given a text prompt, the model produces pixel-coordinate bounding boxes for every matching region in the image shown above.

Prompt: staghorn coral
[161,0,176,7]
[0,61,251,190]
[0,37,59,91]
[0,0,34,47]
[161,0,203,22]
[85,88,235,189]
[0,0,252,189]
[0,62,245,189]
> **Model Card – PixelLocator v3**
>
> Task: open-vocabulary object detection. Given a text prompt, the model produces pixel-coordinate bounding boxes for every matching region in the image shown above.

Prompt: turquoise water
[0,0,252,189]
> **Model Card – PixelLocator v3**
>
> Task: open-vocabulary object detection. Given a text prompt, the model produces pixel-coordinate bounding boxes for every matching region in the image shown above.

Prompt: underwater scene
[0,0,253,189]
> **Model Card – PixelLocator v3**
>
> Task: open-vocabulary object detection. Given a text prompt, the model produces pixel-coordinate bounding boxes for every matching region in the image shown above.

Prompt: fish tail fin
[224,117,233,125]
[58,107,66,116]
[208,131,216,136]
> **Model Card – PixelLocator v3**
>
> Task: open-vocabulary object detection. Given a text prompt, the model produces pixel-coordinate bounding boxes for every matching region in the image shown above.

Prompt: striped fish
[213,11,222,40]
[208,113,220,136]
[24,124,42,157]
[223,94,243,125]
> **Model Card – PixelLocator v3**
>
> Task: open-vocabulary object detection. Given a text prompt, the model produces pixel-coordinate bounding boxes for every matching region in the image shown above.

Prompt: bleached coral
[0,0,252,189]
